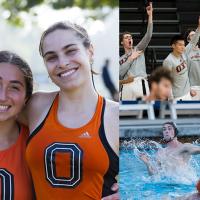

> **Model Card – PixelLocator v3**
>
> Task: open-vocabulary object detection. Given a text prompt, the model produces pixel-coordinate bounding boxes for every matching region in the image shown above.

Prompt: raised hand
[146,2,153,16]
[128,50,143,62]
[139,152,149,164]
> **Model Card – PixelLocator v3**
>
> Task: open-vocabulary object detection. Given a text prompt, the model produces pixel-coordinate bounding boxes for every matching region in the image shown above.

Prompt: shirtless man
[140,122,200,178]
[119,2,153,100]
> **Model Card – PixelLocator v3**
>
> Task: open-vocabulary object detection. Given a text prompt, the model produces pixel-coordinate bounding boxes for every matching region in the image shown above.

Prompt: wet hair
[149,67,173,90]
[163,121,179,136]
[120,31,132,43]
[0,51,33,101]
[39,21,91,57]
[170,35,185,46]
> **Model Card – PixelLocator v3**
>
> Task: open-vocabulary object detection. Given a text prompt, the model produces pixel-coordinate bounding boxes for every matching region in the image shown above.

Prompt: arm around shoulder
[24,91,58,133]
[104,99,119,156]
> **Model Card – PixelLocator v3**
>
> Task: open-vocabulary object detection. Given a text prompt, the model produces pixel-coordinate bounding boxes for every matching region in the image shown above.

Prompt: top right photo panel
[119,0,200,101]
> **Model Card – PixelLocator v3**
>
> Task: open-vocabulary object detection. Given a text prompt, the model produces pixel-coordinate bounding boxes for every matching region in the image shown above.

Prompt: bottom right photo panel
[120,101,200,200]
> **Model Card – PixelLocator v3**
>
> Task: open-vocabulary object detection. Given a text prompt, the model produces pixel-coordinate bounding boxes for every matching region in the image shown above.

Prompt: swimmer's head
[162,121,178,142]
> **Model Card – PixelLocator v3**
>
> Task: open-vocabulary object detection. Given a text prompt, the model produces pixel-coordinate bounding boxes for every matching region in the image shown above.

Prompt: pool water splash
[120,139,200,199]
[122,139,199,184]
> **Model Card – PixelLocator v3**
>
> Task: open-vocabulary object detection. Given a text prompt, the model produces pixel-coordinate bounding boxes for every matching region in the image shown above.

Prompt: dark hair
[170,35,185,46]
[163,121,179,136]
[0,51,33,101]
[39,21,91,57]
[120,31,132,43]
[149,67,173,90]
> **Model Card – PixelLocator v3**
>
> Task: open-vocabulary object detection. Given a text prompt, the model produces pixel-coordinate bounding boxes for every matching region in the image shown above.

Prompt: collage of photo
[0,0,200,200]
[120,0,200,199]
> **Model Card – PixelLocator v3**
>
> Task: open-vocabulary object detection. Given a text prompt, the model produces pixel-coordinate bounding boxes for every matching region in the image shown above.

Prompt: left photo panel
[0,1,120,199]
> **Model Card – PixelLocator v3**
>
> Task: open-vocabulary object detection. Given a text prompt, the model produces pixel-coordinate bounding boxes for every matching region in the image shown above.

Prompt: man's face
[156,78,172,100]
[172,40,185,54]
[162,124,175,142]
[121,34,133,50]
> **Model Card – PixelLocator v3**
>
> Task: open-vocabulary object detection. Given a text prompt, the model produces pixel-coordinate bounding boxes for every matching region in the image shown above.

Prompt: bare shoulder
[156,148,163,156]
[182,143,193,149]
[26,91,58,133]
[104,99,119,155]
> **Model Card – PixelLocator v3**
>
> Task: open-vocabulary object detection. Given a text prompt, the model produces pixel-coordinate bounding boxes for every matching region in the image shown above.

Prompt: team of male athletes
[120,2,200,101]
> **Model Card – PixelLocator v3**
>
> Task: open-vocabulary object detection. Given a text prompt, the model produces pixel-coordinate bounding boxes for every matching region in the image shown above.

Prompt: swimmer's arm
[146,163,157,176]
[188,144,200,155]
[181,143,200,155]
[139,153,157,175]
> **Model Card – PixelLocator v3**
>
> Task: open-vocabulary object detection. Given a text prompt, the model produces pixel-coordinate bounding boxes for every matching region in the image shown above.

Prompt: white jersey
[187,47,200,86]
[163,53,190,99]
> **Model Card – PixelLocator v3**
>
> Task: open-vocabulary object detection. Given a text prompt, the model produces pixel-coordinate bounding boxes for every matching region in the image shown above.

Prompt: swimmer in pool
[139,121,200,178]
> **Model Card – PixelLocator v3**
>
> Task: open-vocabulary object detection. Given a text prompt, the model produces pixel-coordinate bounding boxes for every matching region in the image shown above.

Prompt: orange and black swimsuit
[26,95,119,199]
[0,125,34,200]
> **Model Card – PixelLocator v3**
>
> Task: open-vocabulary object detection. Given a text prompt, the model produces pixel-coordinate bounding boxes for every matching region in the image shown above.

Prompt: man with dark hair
[163,18,200,100]
[139,122,200,177]
[119,2,153,100]
[144,67,173,101]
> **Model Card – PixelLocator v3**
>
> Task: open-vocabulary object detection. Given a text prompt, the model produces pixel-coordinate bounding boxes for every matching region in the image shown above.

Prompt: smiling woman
[22,21,119,199]
[0,51,34,199]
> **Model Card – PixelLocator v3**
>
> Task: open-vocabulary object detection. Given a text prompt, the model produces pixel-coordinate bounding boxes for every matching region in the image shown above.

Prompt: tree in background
[0,0,118,26]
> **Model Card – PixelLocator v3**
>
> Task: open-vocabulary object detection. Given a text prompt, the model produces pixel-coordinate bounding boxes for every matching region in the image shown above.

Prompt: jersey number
[45,143,83,188]
[0,169,14,200]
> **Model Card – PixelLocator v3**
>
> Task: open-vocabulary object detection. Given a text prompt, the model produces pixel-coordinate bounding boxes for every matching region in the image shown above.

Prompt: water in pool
[120,139,200,200]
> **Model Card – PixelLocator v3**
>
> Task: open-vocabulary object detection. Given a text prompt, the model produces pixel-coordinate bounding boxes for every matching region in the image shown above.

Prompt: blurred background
[0,0,119,100]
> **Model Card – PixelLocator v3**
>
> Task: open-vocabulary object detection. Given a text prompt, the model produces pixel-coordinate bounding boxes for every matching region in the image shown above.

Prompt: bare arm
[188,144,200,155]
[101,183,119,200]
[180,143,200,156]
[136,2,153,51]
[17,91,57,133]
[104,100,119,155]
[101,100,119,200]
[139,153,157,175]
[119,77,134,85]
